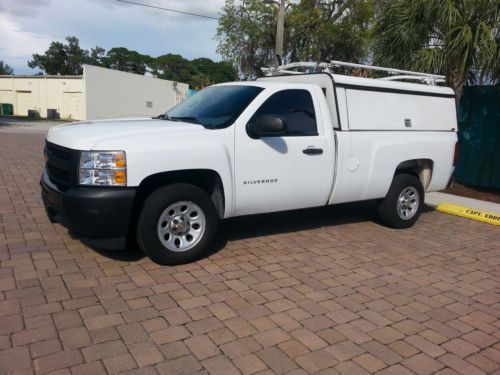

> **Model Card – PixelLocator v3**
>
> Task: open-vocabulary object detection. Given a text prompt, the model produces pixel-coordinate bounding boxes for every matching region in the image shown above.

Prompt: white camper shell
[260,65,456,132]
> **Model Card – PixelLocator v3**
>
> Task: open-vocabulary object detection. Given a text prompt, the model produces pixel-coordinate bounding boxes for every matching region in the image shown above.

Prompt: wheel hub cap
[157,201,206,252]
[397,186,419,220]
[169,215,190,235]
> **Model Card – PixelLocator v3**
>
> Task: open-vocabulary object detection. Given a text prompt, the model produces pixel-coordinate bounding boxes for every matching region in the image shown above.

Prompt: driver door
[234,87,333,216]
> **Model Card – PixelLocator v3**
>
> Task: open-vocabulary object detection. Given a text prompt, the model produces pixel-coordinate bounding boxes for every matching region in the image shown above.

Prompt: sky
[0,0,227,74]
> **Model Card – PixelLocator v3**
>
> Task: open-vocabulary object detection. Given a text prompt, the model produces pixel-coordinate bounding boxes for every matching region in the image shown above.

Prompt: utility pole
[264,0,286,68]
[275,0,285,67]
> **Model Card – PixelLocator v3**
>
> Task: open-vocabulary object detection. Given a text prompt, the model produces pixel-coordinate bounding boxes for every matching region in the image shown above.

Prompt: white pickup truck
[41,63,458,264]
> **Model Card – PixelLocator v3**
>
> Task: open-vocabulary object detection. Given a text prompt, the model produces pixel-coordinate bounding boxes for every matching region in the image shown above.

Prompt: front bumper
[41,169,136,242]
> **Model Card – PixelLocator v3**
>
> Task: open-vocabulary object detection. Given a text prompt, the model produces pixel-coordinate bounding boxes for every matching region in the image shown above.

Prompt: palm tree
[371,0,499,102]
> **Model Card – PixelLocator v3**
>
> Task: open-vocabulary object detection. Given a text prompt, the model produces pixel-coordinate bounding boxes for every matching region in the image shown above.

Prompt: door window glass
[251,89,317,136]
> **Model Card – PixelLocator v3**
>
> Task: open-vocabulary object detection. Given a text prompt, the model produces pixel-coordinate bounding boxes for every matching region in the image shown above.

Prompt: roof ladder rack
[263,60,445,85]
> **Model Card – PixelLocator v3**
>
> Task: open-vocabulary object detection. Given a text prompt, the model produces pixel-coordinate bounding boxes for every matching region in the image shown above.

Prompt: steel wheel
[397,186,419,220]
[138,184,219,265]
[157,201,206,252]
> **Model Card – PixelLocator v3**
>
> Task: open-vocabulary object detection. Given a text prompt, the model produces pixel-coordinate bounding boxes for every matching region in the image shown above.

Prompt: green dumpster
[1,103,13,116]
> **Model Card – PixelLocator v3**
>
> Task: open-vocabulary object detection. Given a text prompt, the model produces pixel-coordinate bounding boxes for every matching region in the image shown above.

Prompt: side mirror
[247,115,287,138]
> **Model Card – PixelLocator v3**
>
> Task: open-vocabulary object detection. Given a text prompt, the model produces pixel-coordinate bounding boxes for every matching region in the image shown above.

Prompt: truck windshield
[163,85,264,129]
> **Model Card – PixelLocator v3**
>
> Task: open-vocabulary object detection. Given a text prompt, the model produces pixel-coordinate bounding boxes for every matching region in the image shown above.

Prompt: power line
[115,0,219,20]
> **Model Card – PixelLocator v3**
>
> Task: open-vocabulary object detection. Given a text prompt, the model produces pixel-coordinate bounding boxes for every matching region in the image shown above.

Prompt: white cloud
[0,13,53,58]
[0,0,51,17]
[93,0,224,19]
[0,0,227,73]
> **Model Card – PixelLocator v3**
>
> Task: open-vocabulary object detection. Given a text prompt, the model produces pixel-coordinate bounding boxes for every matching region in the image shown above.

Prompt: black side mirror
[247,115,287,138]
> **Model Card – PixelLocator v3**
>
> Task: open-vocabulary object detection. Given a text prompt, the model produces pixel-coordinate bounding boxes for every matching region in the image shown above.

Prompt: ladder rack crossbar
[330,60,445,79]
[379,75,445,83]
[266,61,446,83]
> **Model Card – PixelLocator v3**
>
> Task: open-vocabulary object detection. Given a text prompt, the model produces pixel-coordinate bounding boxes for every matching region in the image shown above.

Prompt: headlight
[79,151,127,186]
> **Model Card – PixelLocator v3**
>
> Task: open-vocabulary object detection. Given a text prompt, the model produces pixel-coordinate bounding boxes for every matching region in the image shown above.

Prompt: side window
[250,89,317,136]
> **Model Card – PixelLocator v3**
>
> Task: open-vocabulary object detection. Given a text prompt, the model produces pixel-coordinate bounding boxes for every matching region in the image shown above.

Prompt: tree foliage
[149,54,237,89]
[287,0,373,62]
[189,58,238,88]
[28,36,90,75]
[27,36,237,88]
[150,54,192,82]
[371,0,499,101]
[105,47,152,75]
[0,61,14,75]
[28,37,153,75]
[216,0,373,76]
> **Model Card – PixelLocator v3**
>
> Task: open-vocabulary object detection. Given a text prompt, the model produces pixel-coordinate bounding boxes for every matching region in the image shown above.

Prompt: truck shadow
[209,202,435,257]
[206,200,382,257]
[78,237,146,262]
[223,201,376,238]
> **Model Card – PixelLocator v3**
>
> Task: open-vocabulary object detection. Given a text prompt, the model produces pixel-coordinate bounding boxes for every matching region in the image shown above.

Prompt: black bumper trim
[41,170,136,239]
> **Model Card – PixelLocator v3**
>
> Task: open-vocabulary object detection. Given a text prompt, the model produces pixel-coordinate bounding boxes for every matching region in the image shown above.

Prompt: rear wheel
[137,184,219,265]
[377,173,424,228]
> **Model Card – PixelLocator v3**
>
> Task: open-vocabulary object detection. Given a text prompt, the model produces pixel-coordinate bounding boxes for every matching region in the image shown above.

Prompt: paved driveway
[0,133,499,375]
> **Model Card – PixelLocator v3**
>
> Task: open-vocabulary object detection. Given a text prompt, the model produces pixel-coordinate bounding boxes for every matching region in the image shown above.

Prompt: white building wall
[46,78,85,120]
[0,77,16,110]
[83,65,188,120]
[0,76,83,118]
[1,66,188,120]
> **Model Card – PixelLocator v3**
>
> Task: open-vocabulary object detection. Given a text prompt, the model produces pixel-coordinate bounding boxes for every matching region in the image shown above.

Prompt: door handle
[303,147,323,155]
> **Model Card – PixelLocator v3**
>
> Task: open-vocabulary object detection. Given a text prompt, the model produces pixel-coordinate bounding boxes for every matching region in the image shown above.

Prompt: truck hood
[46,117,204,150]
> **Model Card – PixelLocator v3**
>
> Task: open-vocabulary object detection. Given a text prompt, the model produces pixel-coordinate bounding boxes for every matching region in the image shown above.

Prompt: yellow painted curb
[437,203,500,226]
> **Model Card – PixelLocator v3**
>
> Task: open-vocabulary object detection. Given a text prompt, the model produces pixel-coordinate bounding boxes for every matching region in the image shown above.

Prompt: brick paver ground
[0,132,499,375]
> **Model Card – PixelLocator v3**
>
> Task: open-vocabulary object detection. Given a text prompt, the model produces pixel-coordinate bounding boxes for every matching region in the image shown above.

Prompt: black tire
[137,183,219,265]
[377,173,424,229]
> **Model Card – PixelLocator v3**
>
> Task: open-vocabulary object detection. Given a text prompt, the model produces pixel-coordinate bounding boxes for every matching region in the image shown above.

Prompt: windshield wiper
[169,116,201,125]
[154,113,171,120]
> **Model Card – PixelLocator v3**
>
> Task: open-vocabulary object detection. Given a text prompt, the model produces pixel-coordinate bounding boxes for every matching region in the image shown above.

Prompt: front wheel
[377,173,424,229]
[137,184,219,265]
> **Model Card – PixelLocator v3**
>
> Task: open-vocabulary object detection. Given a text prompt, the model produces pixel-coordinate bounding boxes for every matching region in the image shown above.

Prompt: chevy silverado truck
[41,63,458,264]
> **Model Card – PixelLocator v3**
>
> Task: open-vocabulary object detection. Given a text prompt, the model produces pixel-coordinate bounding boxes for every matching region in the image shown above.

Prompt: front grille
[45,141,79,189]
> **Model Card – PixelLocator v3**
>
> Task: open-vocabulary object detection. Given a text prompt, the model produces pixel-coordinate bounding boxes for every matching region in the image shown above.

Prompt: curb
[436,203,500,226]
